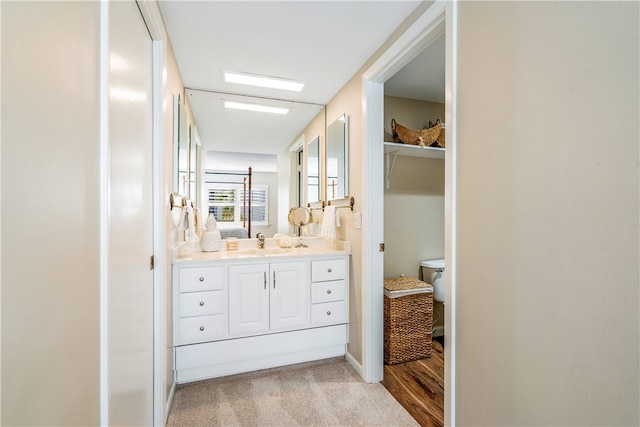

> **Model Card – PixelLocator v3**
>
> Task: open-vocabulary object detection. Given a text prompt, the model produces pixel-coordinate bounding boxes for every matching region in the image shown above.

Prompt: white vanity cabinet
[310,259,347,326]
[174,266,227,346]
[172,251,349,384]
[228,261,309,336]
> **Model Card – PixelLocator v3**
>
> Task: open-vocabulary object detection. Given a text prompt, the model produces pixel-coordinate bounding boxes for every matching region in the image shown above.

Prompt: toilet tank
[420,259,445,271]
[420,258,445,303]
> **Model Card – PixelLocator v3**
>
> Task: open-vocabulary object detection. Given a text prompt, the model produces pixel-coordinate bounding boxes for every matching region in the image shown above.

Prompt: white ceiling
[157,0,426,155]
[384,33,445,103]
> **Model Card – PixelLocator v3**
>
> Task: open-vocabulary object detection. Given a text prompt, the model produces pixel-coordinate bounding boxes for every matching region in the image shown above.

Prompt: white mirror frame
[306,135,321,204]
[326,114,349,201]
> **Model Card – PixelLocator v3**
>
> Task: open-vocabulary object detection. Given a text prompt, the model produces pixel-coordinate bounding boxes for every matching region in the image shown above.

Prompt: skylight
[224,71,304,92]
[224,101,289,115]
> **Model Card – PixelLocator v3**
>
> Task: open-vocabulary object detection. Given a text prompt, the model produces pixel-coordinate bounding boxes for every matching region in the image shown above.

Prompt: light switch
[354,212,362,229]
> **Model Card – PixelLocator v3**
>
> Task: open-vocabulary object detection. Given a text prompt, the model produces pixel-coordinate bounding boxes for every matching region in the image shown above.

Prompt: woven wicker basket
[383,276,433,364]
[436,127,446,148]
[391,119,442,147]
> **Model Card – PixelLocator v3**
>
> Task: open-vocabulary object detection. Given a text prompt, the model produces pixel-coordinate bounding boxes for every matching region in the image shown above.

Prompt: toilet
[420,259,445,303]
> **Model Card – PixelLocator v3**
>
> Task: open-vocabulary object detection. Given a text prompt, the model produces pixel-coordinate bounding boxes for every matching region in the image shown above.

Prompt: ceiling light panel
[224,101,289,115]
[224,71,304,92]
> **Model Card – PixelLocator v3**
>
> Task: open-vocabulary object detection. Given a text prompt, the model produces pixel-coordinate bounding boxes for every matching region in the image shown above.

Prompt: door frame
[134,1,169,425]
[360,1,457,424]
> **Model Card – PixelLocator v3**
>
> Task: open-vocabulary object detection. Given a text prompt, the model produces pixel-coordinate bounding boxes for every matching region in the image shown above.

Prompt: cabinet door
[228,264,269,336]
[270,262,309,331]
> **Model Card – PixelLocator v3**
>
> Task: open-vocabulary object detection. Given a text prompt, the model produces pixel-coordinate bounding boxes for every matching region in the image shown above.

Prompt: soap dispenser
[200,214,222,252]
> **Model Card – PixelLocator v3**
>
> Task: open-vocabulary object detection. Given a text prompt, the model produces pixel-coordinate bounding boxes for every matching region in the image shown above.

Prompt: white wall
[1,2,102,424]
[324,77,365,363]
[384,156,445,278]
[455,2,639,424]
[162,38,185,418]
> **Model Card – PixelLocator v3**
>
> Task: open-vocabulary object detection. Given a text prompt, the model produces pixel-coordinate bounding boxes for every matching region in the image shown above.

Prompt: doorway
[361,1,456,425]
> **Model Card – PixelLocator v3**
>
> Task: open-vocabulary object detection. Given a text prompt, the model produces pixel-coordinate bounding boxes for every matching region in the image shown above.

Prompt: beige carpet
[167,357,419,426]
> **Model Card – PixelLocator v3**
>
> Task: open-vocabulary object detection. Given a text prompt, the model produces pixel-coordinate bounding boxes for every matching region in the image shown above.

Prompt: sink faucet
[294,237,308,248]
[256,233,265,249]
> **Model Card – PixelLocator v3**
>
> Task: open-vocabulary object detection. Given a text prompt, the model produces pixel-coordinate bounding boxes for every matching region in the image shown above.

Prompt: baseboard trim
[345,350,364,379]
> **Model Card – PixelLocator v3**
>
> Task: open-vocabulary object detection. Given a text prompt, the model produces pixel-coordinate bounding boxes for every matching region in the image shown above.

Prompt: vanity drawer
[179,266,225,293]
[179,314,226,343]
[179,291,225,318]
[311,259,345,282]
[311,280,346,304]
[311,301,346,326]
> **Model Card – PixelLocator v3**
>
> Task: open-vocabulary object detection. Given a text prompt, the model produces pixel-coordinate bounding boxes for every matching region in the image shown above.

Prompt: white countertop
[173,237,351,264]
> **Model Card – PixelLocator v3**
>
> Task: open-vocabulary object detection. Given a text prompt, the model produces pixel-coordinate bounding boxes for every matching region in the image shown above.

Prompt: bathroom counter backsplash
[173,236,351,264]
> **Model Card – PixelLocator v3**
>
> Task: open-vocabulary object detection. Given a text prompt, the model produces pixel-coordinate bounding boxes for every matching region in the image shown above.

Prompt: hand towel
[175,207,187,232]
[321,206,338,240]
[185,205,199,247]
[194,207,204,239]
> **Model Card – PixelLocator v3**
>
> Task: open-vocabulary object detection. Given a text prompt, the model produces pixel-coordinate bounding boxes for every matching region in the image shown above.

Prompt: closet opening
[380,29,446,426]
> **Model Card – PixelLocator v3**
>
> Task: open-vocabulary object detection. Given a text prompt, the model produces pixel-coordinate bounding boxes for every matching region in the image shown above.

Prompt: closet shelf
[383,141,444,159]
[384,142,445,189]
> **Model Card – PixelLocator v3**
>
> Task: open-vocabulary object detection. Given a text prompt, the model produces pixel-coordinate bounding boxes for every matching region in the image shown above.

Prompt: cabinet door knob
[199,326,205,331]
[326,311,331,316]
[199,277,204,282]
[327,268,332,273]
[327,290,332,294]
[199,301,205,306]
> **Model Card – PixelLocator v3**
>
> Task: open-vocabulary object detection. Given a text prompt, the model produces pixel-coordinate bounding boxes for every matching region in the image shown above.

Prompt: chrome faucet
[256,233,265,249]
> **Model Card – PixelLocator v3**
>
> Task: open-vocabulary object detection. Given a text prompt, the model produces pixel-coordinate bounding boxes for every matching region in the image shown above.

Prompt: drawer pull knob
[326,311,331,316]
[328,268,332,273]
[199,326,205,331]
[327,290,332,294]
[199,277,204,282]
[199,301,205,306]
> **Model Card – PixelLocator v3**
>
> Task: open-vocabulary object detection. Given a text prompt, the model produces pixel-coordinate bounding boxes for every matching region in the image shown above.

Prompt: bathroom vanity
[172,238,350,383]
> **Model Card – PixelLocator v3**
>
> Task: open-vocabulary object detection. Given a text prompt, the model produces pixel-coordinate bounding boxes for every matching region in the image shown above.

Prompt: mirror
[326,114,349,200]
[182,89,326,238]
[288,206,311,227]
[306,135,320,204]
[174,94,199,203]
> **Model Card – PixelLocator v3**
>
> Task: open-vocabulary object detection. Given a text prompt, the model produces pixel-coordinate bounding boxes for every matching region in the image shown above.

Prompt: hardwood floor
[381,338,444,427]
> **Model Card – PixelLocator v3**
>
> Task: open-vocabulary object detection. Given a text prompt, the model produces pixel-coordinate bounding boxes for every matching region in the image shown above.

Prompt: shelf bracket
[385,150,399,189]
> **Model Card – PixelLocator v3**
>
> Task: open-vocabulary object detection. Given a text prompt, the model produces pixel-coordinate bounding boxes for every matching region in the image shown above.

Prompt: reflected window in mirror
[205,183,269,226]
[306,135,320,204]
[188,125,197,199]
[327,114,348,200]
[176,96,189,195]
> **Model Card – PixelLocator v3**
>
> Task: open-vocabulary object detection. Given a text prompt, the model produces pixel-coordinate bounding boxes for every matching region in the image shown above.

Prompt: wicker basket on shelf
[383,276,433,364]
[391,118,443,147]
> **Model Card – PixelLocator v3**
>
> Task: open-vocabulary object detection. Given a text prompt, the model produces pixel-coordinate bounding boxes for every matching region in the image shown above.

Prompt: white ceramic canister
[201,229,222,252]
[201,214,222,252]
